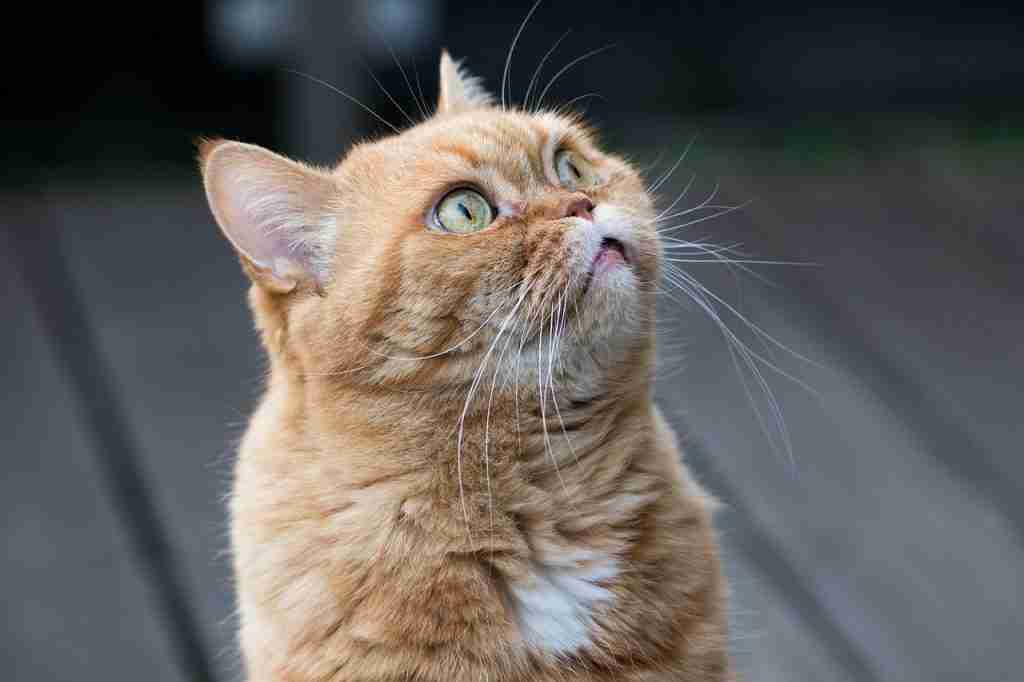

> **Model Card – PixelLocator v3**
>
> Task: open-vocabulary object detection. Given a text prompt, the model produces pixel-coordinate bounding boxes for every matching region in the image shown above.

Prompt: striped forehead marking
[433,117,550,187]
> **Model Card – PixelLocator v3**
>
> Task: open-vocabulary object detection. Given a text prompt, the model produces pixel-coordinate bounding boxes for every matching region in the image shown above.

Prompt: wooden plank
[44,184,258,681]
[648,149,1024,681]
[724,547,860,682]
[0,218,183,682]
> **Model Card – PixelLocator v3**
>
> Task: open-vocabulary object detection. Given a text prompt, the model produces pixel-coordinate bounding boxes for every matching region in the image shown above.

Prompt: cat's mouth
[580,237,631,299]
[592,237,630,270]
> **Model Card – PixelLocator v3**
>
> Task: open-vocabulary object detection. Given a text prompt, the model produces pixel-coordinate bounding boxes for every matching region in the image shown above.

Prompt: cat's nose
[563,194,595,221]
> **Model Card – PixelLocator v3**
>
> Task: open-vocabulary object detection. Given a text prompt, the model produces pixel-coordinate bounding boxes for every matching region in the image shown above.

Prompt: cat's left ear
[437,50,495,115]
[200,139,337,293]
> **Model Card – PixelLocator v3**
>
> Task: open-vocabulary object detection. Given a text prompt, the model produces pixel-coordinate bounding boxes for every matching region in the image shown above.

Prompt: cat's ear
[437,50,495,115]
[200,140,337,293]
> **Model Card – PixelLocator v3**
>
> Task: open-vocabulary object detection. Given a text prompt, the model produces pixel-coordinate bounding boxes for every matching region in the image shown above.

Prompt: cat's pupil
[459,202,473,220]
[569,162,581,178]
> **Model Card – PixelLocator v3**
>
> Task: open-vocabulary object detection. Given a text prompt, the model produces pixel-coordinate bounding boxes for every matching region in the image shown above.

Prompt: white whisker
[666,258,816,266]
[534,43,617,112]
[537,296,573,502]
[361,280,524,362]
[657,204,740,224]
[657,202,751,235]
[456,284,532,545]
[547,293,581,468]
[662,265,794,463]
[284,69,401,135]
[412,58,430,117]
[647,135,697,194]
[673,267,823,375]
[653,173,697,222]
[483,313,525,558]
[525,28,571,111]
[389,46,430,121]
[502,0,544,109]
[556,93,607,116]
[363,60,417,128]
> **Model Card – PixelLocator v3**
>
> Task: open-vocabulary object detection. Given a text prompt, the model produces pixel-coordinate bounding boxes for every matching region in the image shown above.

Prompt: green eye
[434,188,494,234]
[555,150,595,190]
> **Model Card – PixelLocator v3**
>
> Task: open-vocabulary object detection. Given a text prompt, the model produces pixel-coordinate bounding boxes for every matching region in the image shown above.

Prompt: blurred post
[209,0,439,162]
[286,0,366,163]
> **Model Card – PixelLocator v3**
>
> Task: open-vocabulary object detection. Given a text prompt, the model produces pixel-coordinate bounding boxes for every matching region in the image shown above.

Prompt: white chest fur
[507,551,618,656]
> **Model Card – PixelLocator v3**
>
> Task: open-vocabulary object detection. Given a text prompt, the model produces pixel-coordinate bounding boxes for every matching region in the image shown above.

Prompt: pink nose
[563,195,595,221]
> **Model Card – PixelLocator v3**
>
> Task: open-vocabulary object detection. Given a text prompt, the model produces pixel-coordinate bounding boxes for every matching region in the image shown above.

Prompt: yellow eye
[555,149,596,190]
[434,188,494,234]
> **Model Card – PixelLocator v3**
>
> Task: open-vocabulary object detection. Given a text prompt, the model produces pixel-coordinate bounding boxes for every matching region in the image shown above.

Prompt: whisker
[389,46,430,121]
[483,313,524,559]
[362,60,418,128]
[653,173,698,222]
[361,280,524,362]
[412,58,430,117]
[663,241,759,278]
[525,28,571,112]
[639,149,668,177]
[662,265,796,464]
[456,284,532,545]
[659,179,723,222]
[554,92,607,117]
[534,43,617,112]
[502,0,544,109]
[512,316,530,457]
[656,203,741,224]
[647,135,698,195]
[538,296,573,502]
[661,239,744,253]
[664,235,784,298]
[284,69,401,135]
[547,293,581,468]
[666,258,817,266]
[657,202,752,234]
[672,267,823,375]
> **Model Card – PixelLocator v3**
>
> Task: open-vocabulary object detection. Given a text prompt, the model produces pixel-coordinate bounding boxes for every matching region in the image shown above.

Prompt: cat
[200,52,732,681]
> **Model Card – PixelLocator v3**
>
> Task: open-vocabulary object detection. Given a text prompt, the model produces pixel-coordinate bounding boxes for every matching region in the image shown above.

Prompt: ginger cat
[200,52,731,681]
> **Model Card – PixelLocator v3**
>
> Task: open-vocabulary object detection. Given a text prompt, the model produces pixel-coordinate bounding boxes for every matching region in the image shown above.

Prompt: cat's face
[202,53,659,389]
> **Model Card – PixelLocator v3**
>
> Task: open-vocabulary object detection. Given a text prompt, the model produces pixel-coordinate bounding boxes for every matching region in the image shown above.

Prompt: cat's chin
[583,261,635,305]
[576,261,644,348]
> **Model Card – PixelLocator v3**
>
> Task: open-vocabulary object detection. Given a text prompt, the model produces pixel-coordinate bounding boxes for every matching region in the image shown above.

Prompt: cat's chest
[502,548,619,656]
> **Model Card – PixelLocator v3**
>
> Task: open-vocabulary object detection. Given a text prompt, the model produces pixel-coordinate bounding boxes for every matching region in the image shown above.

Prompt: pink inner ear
[213,169,278,271]
[204,143,333,285]
[218,175,302,276]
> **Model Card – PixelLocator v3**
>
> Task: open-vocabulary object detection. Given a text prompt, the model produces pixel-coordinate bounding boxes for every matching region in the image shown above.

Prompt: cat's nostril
[564,196,595,221]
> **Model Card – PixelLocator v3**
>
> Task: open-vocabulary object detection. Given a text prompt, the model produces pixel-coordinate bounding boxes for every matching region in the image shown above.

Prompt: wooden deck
[2,141,1020,681]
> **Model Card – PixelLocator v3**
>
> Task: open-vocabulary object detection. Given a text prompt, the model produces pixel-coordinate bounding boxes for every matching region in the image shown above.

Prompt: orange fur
[201,53,732,681]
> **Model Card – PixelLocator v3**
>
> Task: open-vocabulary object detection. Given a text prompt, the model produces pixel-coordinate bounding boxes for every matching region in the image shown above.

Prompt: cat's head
[201,53,660,393]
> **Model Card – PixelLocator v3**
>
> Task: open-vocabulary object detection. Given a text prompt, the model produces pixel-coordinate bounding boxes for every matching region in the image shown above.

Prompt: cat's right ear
[437,50,495,115]
[199,139,337,293]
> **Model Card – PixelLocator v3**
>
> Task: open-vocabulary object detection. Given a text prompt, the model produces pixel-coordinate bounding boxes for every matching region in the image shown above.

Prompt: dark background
[3,2,1022,681]
[10,2,1024,177]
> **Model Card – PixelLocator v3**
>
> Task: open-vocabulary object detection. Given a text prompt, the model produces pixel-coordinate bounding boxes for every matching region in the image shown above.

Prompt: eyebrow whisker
[502,0,544,110]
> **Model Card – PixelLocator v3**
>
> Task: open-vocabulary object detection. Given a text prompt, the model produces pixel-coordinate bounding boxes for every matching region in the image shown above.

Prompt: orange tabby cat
[201,53,731,681]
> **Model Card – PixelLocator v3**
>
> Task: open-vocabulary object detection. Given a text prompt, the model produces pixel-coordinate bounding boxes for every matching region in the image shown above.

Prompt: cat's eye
[434,188,494,234]
[554,149,596,190]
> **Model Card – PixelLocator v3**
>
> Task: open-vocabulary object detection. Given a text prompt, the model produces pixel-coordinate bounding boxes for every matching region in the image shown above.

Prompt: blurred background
[3,1,1022,680]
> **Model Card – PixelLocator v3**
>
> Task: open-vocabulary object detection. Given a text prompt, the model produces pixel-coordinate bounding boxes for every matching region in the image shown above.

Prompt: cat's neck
[255,360,656,538]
